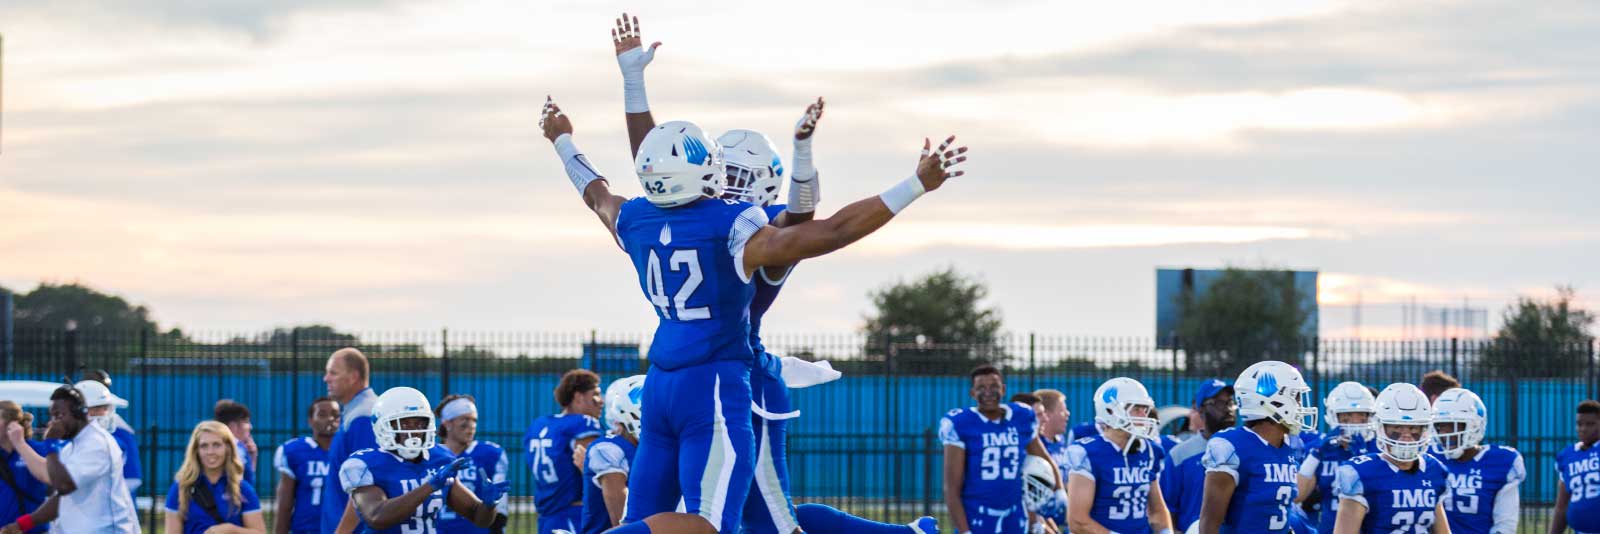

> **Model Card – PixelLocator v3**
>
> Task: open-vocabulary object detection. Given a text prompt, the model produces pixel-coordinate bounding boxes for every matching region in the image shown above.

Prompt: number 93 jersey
[1202,427,1300,534]
[616,197,768,370]
[339,446,457,534]
[1334,453,1448,534]
[1557,442,1600,533]
[1064,435,1165,534]
[940,403,1039,509]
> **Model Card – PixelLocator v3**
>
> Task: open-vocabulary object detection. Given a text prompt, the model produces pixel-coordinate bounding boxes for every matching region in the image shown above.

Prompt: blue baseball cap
[1193,378,1233,408]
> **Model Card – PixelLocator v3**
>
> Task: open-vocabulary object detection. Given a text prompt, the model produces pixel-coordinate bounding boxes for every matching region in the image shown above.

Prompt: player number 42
[646,249,711,321]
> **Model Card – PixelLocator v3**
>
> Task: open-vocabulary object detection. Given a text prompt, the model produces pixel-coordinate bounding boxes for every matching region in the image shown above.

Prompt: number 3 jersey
[1334,453,1448,534]
[1202,426,1300,534]
[338,445,457,534]
[1064,435,1165,534]
[616,197,768,371]
[939,402,1039,510]
[1557,442,1600,533]
[1429,444,1524,534]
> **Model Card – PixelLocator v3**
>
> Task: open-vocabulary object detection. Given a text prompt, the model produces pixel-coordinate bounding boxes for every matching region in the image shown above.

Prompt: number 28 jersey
[1202,426,1300,534]
[1334,453,1448,534]
[939,403,1039,509]
[616,197,768,370]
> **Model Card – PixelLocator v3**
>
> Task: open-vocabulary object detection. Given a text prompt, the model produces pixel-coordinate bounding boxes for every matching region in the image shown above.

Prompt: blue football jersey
[323,388,379,533]
[524,413,603,514]
[1160,434,1209,532]
[438,441,509,534]
[580,433,638,534]
[615,197,769,370]
[273,437,331,534]
[1,441,52,533]
[939,403,1039,508]
[1064,435,1166,534]
[1300,431,1379,534]
[338,446,456,534]
[110,426,142,495]
[1430,444,1524,534]
[1202,427,1300,534]
[1334,453,1447,534]
[1556,441,1600,533]
[1039,434,1070,524]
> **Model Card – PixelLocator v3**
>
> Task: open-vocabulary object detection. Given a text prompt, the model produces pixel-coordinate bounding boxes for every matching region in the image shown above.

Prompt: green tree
[1175,268,1311,377]
[8,282,158,331]
[862,267,1005,374]
[1482,286,1594,377]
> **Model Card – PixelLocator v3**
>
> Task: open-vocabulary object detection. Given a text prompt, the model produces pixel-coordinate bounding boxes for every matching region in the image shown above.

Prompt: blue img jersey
[1300,432,1379,534]
[1160,434,1209,532]
[338,446,456,534]
[1064,435,1166,534]
[523,413,603,514]
[580,434,638,534]
[1430,445,1524,534]
[939,403,1039,509]
[1,441,52,533]
[1334,453,1447,534]
[1039,435,1070,525]
[1556,442,1600,533]
[438,441,509,534]
[323,388,379,533]
[1202,427,1300,534]
[615,197,769,370]
[109,426,142,496]
[273,437,331,534]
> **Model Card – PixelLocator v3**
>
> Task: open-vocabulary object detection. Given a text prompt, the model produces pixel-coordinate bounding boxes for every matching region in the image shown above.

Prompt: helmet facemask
[376,414,436,460]
[1377,421,1431,462]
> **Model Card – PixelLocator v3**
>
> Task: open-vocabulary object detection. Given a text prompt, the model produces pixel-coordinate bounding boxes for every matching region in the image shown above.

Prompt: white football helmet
[1093,377,1159,443]
[1020,454,1056,513]
[73,380,128,432]
[1374,383,1433,462]
[717,129,785,207]
[635,121,725,207]
[605,375,646,437]
[1235,361,1317,433]
[1431,387,1487,459]
[372,387,436,460]
[1324,381,1377,441]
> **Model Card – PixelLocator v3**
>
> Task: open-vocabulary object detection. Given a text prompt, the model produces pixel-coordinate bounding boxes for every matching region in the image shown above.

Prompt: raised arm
[740,136,968,277]
[542,98,627,250]
[4,423,48,483]
[771,97,825,229]
[612,13,661,158]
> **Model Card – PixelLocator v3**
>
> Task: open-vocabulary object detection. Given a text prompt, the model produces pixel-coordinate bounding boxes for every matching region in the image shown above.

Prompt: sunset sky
[2,0,1595,338]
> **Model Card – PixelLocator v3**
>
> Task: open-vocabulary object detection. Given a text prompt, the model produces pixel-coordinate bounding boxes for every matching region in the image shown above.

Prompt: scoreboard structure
[1155,268,1319,349]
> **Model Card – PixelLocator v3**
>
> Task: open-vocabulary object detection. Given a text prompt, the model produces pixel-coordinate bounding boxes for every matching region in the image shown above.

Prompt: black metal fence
[1,328,1595,533]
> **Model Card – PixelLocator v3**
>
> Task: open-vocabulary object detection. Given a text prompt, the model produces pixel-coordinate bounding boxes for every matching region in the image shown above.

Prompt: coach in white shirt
[0,386,139,534]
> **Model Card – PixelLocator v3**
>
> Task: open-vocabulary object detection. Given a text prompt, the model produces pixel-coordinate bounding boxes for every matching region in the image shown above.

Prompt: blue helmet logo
[1102,387,1119,404]
[771,155,785,177]
[1474,399,1486,417]
[683,136,710,165]
[628,385,644,406]
[1256,372,1279,397]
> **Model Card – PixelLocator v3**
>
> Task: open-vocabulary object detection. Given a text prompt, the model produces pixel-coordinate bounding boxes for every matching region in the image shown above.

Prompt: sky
[1,0,1596,339]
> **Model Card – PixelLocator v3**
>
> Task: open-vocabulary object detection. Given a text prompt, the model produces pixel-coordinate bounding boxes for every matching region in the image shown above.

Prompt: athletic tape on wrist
[879,174,926,214]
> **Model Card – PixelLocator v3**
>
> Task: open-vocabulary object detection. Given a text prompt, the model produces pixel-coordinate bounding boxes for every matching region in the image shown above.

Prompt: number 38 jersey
[1064,435,1165,534]
[617,197,768,371]
[1334,453,1448,534]
[939,403,1039,509]
[1202,426,1300,534]
[1556,442,1600,533]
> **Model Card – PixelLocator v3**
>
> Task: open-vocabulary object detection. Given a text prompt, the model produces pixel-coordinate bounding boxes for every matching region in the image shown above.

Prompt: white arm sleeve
[554,134,605,197]
[1064,443,1095,481]
[727,205,771,284]
[1334,464,1367,508]
[1298,453,1321,479]
[939,416,964,448]
[1492,453,1526,534]
[1201,436,1240,482]
[587,442,631,484]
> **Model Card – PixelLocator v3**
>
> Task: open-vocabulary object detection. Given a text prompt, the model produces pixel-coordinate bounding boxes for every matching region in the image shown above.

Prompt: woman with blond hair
[164,421,264,534]
[0,401,51,533]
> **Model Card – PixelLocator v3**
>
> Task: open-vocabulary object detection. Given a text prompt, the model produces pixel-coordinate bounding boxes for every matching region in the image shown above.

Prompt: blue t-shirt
[1334,453,1448,534]
[1159,433,1209,532]
[438,441,509,534]
[236,441,255,487]
[1064,435,1166,534]
[524,413,603,514]
[1202,426,1300,534]
[1300,430,1379,534]
[939,403,1039,509]
[339,446,457,534]
[163,475,262,534]
[109,427,142,496]
[322,388,379,533]
[615,196,767,370]
[1431,445,1524,534]
[580,433,638,534]
[1069,422,1099,443]
[273,437,331,534]
[1,441,52,533]
[1556,441,1600,533]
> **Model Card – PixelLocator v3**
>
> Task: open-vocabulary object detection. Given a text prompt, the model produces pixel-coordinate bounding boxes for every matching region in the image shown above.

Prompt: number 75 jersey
[617,197,768,371]
[939,403,1039,509]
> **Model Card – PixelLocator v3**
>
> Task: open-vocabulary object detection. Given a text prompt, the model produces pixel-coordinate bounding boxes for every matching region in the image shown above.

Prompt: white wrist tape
[878,174,925,214]
[617,47,654,113]
[554,134,604,195]
[788,137,819,211]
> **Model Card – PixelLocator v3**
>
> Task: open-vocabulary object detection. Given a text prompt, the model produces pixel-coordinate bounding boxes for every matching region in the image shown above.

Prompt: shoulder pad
[946,408,964,417]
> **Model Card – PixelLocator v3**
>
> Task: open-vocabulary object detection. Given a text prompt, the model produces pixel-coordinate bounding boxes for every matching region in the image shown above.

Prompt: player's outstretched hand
[425,456,474,491]
[541,96,573,143]
[795,97,824,141]
[613,13,660,72]
[914,135,968,192]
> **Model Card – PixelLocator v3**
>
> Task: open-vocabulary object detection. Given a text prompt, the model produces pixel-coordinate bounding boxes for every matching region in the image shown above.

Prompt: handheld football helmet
[1324,381,1376,441]
[1374,383,1433,462]
[373,387,436,460]
[717,129,785,207]
[1235,361,1317,433]
[1093,377,1159,443]
[1020,454,1057,513]
[636,121,724,207]
[1431,387,1487,459]
[605,375,646,437]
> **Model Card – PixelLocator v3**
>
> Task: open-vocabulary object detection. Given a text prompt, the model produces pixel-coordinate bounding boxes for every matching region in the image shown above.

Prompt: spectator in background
[215,400,257,486]
[1031,389,1071,533]
[1,386,139,534]
[321,348,379,534]
[163,421,265,534]
[75,380,142,497]
[0,401,50,533]
[79,371,135,435]
[435,394,510,533]
[1419,370,1461,404]
[273,397,339,534]
[1160,378,1234,533]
